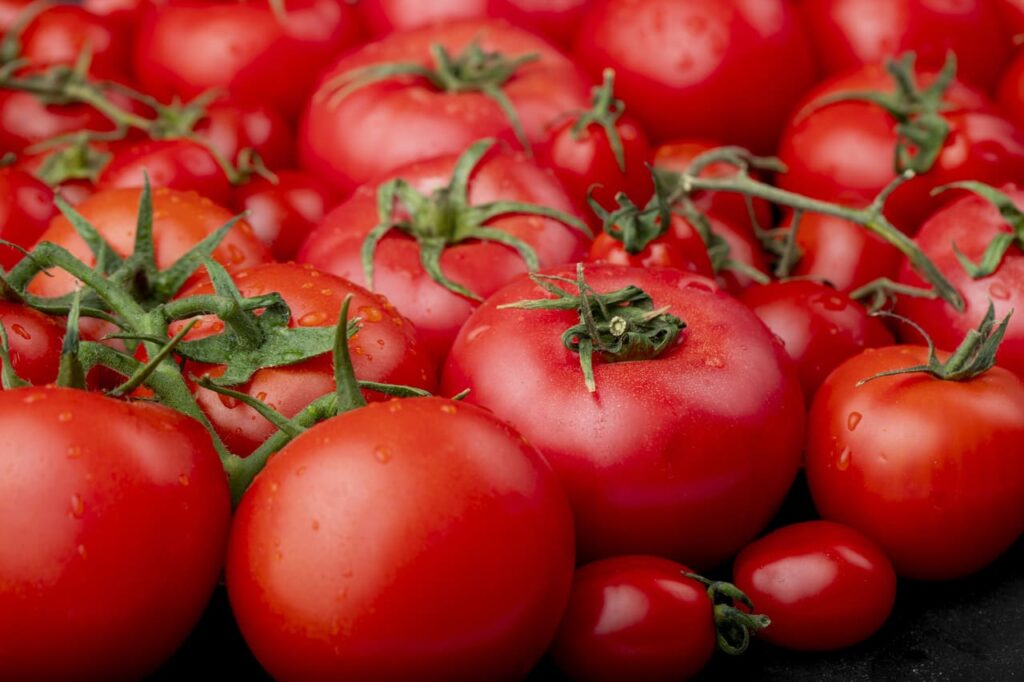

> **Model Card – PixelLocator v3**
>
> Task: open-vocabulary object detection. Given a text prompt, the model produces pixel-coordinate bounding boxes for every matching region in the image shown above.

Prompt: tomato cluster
[1,1,1024,680]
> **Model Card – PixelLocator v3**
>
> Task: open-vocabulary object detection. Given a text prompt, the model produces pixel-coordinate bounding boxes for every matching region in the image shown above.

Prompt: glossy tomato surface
[0,167,56,270]
[0,302,63,386]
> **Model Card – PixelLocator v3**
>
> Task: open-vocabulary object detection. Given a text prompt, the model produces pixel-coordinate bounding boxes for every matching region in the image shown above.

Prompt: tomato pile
[1,0,1023,680]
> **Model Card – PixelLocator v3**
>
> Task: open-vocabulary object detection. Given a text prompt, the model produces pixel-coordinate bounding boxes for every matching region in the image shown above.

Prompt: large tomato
[0,386,231,681]
[572,0,816,151]
[96,139,234,205]
[805,345,1024,580]
[0,167,56,270]
[300,19,589,193]
[442,263,805,567]
[226,397,575,681]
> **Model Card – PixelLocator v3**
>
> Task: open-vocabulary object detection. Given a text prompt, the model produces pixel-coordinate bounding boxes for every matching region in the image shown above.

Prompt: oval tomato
[0,301,63,385]
[226,397,575,681]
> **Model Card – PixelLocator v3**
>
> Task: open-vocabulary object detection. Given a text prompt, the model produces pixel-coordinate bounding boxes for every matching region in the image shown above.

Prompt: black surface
[149,475,1024,681]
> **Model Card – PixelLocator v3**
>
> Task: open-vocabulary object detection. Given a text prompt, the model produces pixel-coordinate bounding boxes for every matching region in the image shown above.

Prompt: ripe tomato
[97,139,233,205]
[0,167,56,270]
[895,184,1024,378]
[175,262,437,456]
[588,220,713,276]
[0,0,32,32]
[998,0,1024,38]
[132,0,362,118]
[28,186,270,298]
[740,280,894,402]
[300,19,589,193]
[0,302,63,385]
[193,98,294,172]
[805,345,1024,579]
[232,169,339,261]
[488,0,591,47]
[550,556,717,682]
[732,521,896,651]
[0,386,231,681]
[226,397,575,681]
[798,0,1012,92]
[572,0,816,151]
[18,4,130,79]
[442,264,805,567]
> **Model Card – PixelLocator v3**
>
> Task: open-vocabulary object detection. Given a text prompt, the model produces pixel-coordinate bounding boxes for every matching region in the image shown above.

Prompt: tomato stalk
[589,166,672,254]
[931,181,1024,278]
[684,572,771,656]
[572,68,627,171]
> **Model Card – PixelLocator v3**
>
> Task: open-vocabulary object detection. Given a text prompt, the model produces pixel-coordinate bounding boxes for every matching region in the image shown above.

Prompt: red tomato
[998,0,1024,38]
[0,0,33,32]
[0,302,63,385]
[0,386,230,681]
[572,0,816,151]
[695,211,770,296]
[733,521,896,651]
[18,4,130,79]
[226,397,575,681]
[298,147,589,363]
[588,223,713,276]
[896,184,1024,378]
[193,98,294,171]
[488,0,591,47]
[175,262,437,456]
[232,169,339,261]
[740,280,894,402]
[805,345,1024,579]
[132,0,362,118]
[799,0,1012,92]
[0,167,56,270]
[97,139,233,205]
[28,186,270,298]
[550,556,717,682]
[442,264,805,567]
[300,19,589,193]
[777,64,1024,234]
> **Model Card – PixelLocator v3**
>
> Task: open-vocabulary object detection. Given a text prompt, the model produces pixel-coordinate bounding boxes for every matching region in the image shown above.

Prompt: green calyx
[572,68,627,172]
[685,573,771,656]
[28,132,114,187]
[931,181,1024,279]
[860,302,1012,384]
[589,165,672,254]
[362,138,590,301]
[321,41,538,150]
[498,263,684,392]
[815,51,956,175]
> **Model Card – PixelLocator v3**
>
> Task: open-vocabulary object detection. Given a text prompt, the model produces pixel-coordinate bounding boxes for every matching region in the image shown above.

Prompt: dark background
[149,476,1024,681]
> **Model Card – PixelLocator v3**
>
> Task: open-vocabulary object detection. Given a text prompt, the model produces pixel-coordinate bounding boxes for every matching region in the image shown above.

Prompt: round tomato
[193,98,294,172]
[97,138,233,205]
[733,521,897,651]
[805,345,1024,580]
[0,167,56,270]
[572,0,816,151]
[226,397,575,681]
[442,263,805,567]
[0,302,63,385]
[0,386,231,681]
[18,4,130,79]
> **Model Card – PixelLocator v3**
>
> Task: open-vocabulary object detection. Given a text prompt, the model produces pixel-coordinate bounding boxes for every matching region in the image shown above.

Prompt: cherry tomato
[0,167,56,270]
[733,521,897,651]
[805,345,1024,579]
[193,98,294,172]
[0,301,63,385]
[0,385,231,681]
[587,222,713,276]
[226,397,575,681]
[97,138,233,205]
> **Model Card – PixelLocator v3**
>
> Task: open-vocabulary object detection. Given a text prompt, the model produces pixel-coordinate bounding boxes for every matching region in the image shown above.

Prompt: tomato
[298,145,589,363]
[0,167,56,270]
[0,385,230,681]
[572,0,816,152]
[588,222,713,276]
[998,0,1024,38]
[0,302,63,385]
[28,186,270,298]
[132,0,362,118]
[0,0,32,32]
[96,138,234,205]
[488,0,591,47]
[193,98,294,172]
[732,521,896,651]
[299,19,589,194]
[226,397,575,681]
[895,184,1024,378]
[175,262,437,456]
[798,0,1012,92]
[805,344,1024,579]
[740,280,894,402]
[232,169,339,261]
[777,63,1024,234]
[550,556,717,682]
[18,4,130,79]
[442,264,805,567]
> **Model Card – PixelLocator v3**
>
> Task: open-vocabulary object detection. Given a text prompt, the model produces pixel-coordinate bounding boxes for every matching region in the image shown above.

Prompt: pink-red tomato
[0,167,56,270]
[0,302,63,385]
[19,4,130,79]
[97,139,233,206]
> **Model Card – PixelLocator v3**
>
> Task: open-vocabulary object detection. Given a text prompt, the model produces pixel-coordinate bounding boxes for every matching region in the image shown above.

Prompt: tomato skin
[799,0,1012,92]
[805,345,1024,580]
[0,386,231,681]
[895,185,1024,378]
[0,0,32,32]
[587,222,713,277]
[733,521,896,651]
[194,99,295,171]
[28,187,270,298]
[0,167,56,270]
[550,556,716,682]
[0,302,63,385]
[132,0,362,118]
[442,264,805,567]
[572,0,816,151]
[175,262,437,456]
[227,397,575,682]
[487,0,591,47]
[97,138,233,205]
[232,169,339,261]
[19,5,131,79]
[298,149,589,364]
[740,280,894,402]
[300,19,589,194]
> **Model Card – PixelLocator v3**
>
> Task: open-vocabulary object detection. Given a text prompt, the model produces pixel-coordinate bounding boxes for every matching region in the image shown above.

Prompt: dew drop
[209,321,225,334]
[10,324,30,340]
[387,401,402,413]
[296,466,307,477]
[22,392,45,404]
[358,306,383,322]
[836,446,852,471]
[58,411,72,423]
[269,482,279,493]
[704,356,725,369]
[311,519,320,531]
[847,412,862,431]
[301,282,314,290]
[274,550,283,561]
[66,445,82,459]
[989,283,1011,301]
[466,324,491,343]
[373,445,392,463]
[69,494,85,518]
[298,311,328,327]
[376,339,385,349]
[227,244,245,265]
[255,392,268,402]
[178,474,190,487]
[218,393,240,409]
[440,404,457,415]
[821,295,846,311]
[320,288,334,297]
[76,544,88,559]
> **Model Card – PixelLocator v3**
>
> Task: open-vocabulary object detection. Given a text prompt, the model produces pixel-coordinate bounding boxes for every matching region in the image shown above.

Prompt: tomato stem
[571,68,627,172]
[685,572,771,656]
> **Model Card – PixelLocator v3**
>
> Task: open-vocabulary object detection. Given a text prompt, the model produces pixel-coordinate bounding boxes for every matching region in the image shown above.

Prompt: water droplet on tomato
[301,282,314,290]
[77,544,88,559]
[209,321,225,334]
[58,411,72,423]
[440,404,457,415]
[704,356,724,369]
[989,283,1011,301]
[387,401,402,413]
[373,445,392,463]
[179,474,190,487]
[269,482,279,493]
[836,447,852,471]
[376,339,386,349]
[69,494,85,518]
[352,345,364,356]
[10,324,30,340]
[847,412,862,431]
[821,295,846,311]
[274,551,283,561]
[466,324,491,343]
[311,519,320,531]
[218,393,240,409]
[296,466,307,477]
[684,279,715,293]
[227,244,245,265]
[22,392,45,404]
[358,306,383,322]
[66,445,82,459]
[298,311,328,327]
[255,392,268,402]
